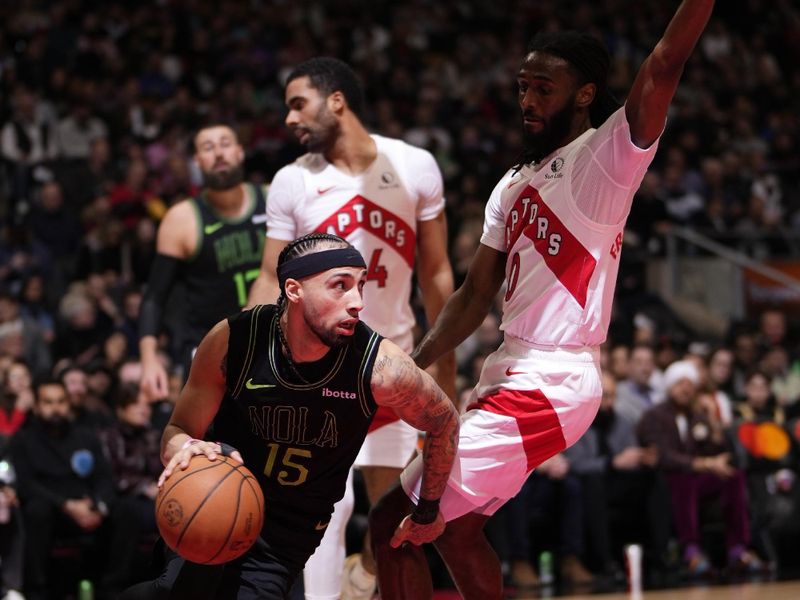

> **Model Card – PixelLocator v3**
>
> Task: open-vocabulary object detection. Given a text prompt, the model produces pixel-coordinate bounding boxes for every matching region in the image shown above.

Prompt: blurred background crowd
[0,0,799,598]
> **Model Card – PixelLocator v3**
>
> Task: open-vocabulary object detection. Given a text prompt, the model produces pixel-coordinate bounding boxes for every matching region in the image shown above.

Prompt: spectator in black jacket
[637,360,761,576]
[9,379,116,600]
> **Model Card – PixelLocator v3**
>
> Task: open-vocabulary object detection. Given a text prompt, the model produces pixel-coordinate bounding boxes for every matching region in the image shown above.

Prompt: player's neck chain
[276,316,310,384]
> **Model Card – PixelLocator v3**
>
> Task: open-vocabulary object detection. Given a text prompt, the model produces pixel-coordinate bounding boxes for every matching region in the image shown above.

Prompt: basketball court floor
[430,580,800,599]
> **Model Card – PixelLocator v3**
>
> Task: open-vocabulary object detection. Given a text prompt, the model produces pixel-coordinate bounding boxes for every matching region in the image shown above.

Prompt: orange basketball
[156,455,264,565]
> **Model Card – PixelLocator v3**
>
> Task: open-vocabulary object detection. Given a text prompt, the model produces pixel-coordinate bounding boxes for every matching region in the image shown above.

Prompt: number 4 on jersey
[366,249,388,287]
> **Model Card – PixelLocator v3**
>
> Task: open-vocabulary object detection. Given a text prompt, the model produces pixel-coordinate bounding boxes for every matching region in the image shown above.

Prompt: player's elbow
[459,278,495,319]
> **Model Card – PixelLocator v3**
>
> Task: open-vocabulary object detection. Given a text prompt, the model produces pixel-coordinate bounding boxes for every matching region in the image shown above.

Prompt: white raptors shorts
[401,336,602,520]
[355,417,419,469]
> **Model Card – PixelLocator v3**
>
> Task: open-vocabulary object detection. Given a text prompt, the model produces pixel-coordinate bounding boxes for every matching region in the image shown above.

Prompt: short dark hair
[286,57,365,118]
[57,363,85,382]
[744,368,770,384]
[34,377,66,399]
[193,123,240,149]
[114,382,141,410]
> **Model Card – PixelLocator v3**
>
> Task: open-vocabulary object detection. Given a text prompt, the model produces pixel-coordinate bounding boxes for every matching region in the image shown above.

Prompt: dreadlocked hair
[275,232,353,313]
[513,30,621,173]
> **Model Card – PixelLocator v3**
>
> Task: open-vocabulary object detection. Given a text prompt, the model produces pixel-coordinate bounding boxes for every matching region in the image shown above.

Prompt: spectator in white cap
[662,359,701,392]
[637,360,764,576]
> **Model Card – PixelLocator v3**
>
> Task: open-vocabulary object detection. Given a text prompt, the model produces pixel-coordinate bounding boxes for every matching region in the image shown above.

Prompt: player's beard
[302,105,340,154]
[303,311,351,349]
[39,414,71,436]
[202,162,245,190]
[521,94,575,164]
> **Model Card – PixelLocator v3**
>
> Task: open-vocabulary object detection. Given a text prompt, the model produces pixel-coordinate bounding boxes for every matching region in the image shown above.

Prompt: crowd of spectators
[0,0,799,597]
[477,308,800,592]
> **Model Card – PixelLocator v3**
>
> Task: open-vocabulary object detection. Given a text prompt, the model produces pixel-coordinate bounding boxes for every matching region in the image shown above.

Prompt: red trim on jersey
[468,388,566,471]
[368,405,401,433]
[314,196,416,268]
[505,185,597,308]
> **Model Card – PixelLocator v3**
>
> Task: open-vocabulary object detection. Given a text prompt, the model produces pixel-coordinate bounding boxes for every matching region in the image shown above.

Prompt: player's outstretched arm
[159,320,241,486]
[245,237,288,308]
[626,0,715,148]
[412,242,506,370]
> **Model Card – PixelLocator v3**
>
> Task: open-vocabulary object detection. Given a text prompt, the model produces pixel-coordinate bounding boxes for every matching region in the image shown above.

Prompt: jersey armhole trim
[357,332,381,418]
[187,198,204,262]
[231,305,263,398]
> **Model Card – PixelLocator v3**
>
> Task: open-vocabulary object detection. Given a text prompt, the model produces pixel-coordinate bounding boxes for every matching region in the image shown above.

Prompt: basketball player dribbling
[370,2,717,599]
[246,58,455,600]
[122,234,458,600]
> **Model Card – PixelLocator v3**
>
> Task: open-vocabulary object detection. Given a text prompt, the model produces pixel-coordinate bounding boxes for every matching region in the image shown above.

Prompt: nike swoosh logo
[506,178,521,189]
[315,520,329,531]
[317,186,335,195]
[505,367,526,376]
[245,378,276,390]
[204,222,224,235]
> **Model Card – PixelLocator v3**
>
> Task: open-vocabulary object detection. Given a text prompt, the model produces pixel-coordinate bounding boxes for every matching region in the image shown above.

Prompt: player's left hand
[158,441,244,488]
[389,512,446,548]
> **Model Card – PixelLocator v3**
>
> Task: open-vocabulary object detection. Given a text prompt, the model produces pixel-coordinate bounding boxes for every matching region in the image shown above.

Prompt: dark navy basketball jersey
[222,304,382,565]
[182,184,266,345]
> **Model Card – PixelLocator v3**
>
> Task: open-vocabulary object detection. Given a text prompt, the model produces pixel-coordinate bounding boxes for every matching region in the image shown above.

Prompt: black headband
[278,247,366,291]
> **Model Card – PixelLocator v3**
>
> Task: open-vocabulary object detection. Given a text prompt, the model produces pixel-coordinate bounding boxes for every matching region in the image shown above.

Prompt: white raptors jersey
[481,107,660,348]
[267,134,444,350]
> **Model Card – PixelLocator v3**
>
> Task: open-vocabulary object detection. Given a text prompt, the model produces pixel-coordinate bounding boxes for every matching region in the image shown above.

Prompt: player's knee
[434,513,488,555]
[432,522,467,557]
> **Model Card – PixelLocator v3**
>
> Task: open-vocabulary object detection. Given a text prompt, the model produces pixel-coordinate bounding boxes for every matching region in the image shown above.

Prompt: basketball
[156,455,264,565]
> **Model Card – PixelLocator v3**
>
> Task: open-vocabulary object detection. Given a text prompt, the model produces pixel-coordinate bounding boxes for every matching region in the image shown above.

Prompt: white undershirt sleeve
[266,166,303,241]
[408,147,446,221]
[480,170,515,252]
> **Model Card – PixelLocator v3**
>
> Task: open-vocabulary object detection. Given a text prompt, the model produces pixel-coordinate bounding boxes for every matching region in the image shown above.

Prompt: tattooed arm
[158,319,242,486]
[371,339,460,544]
